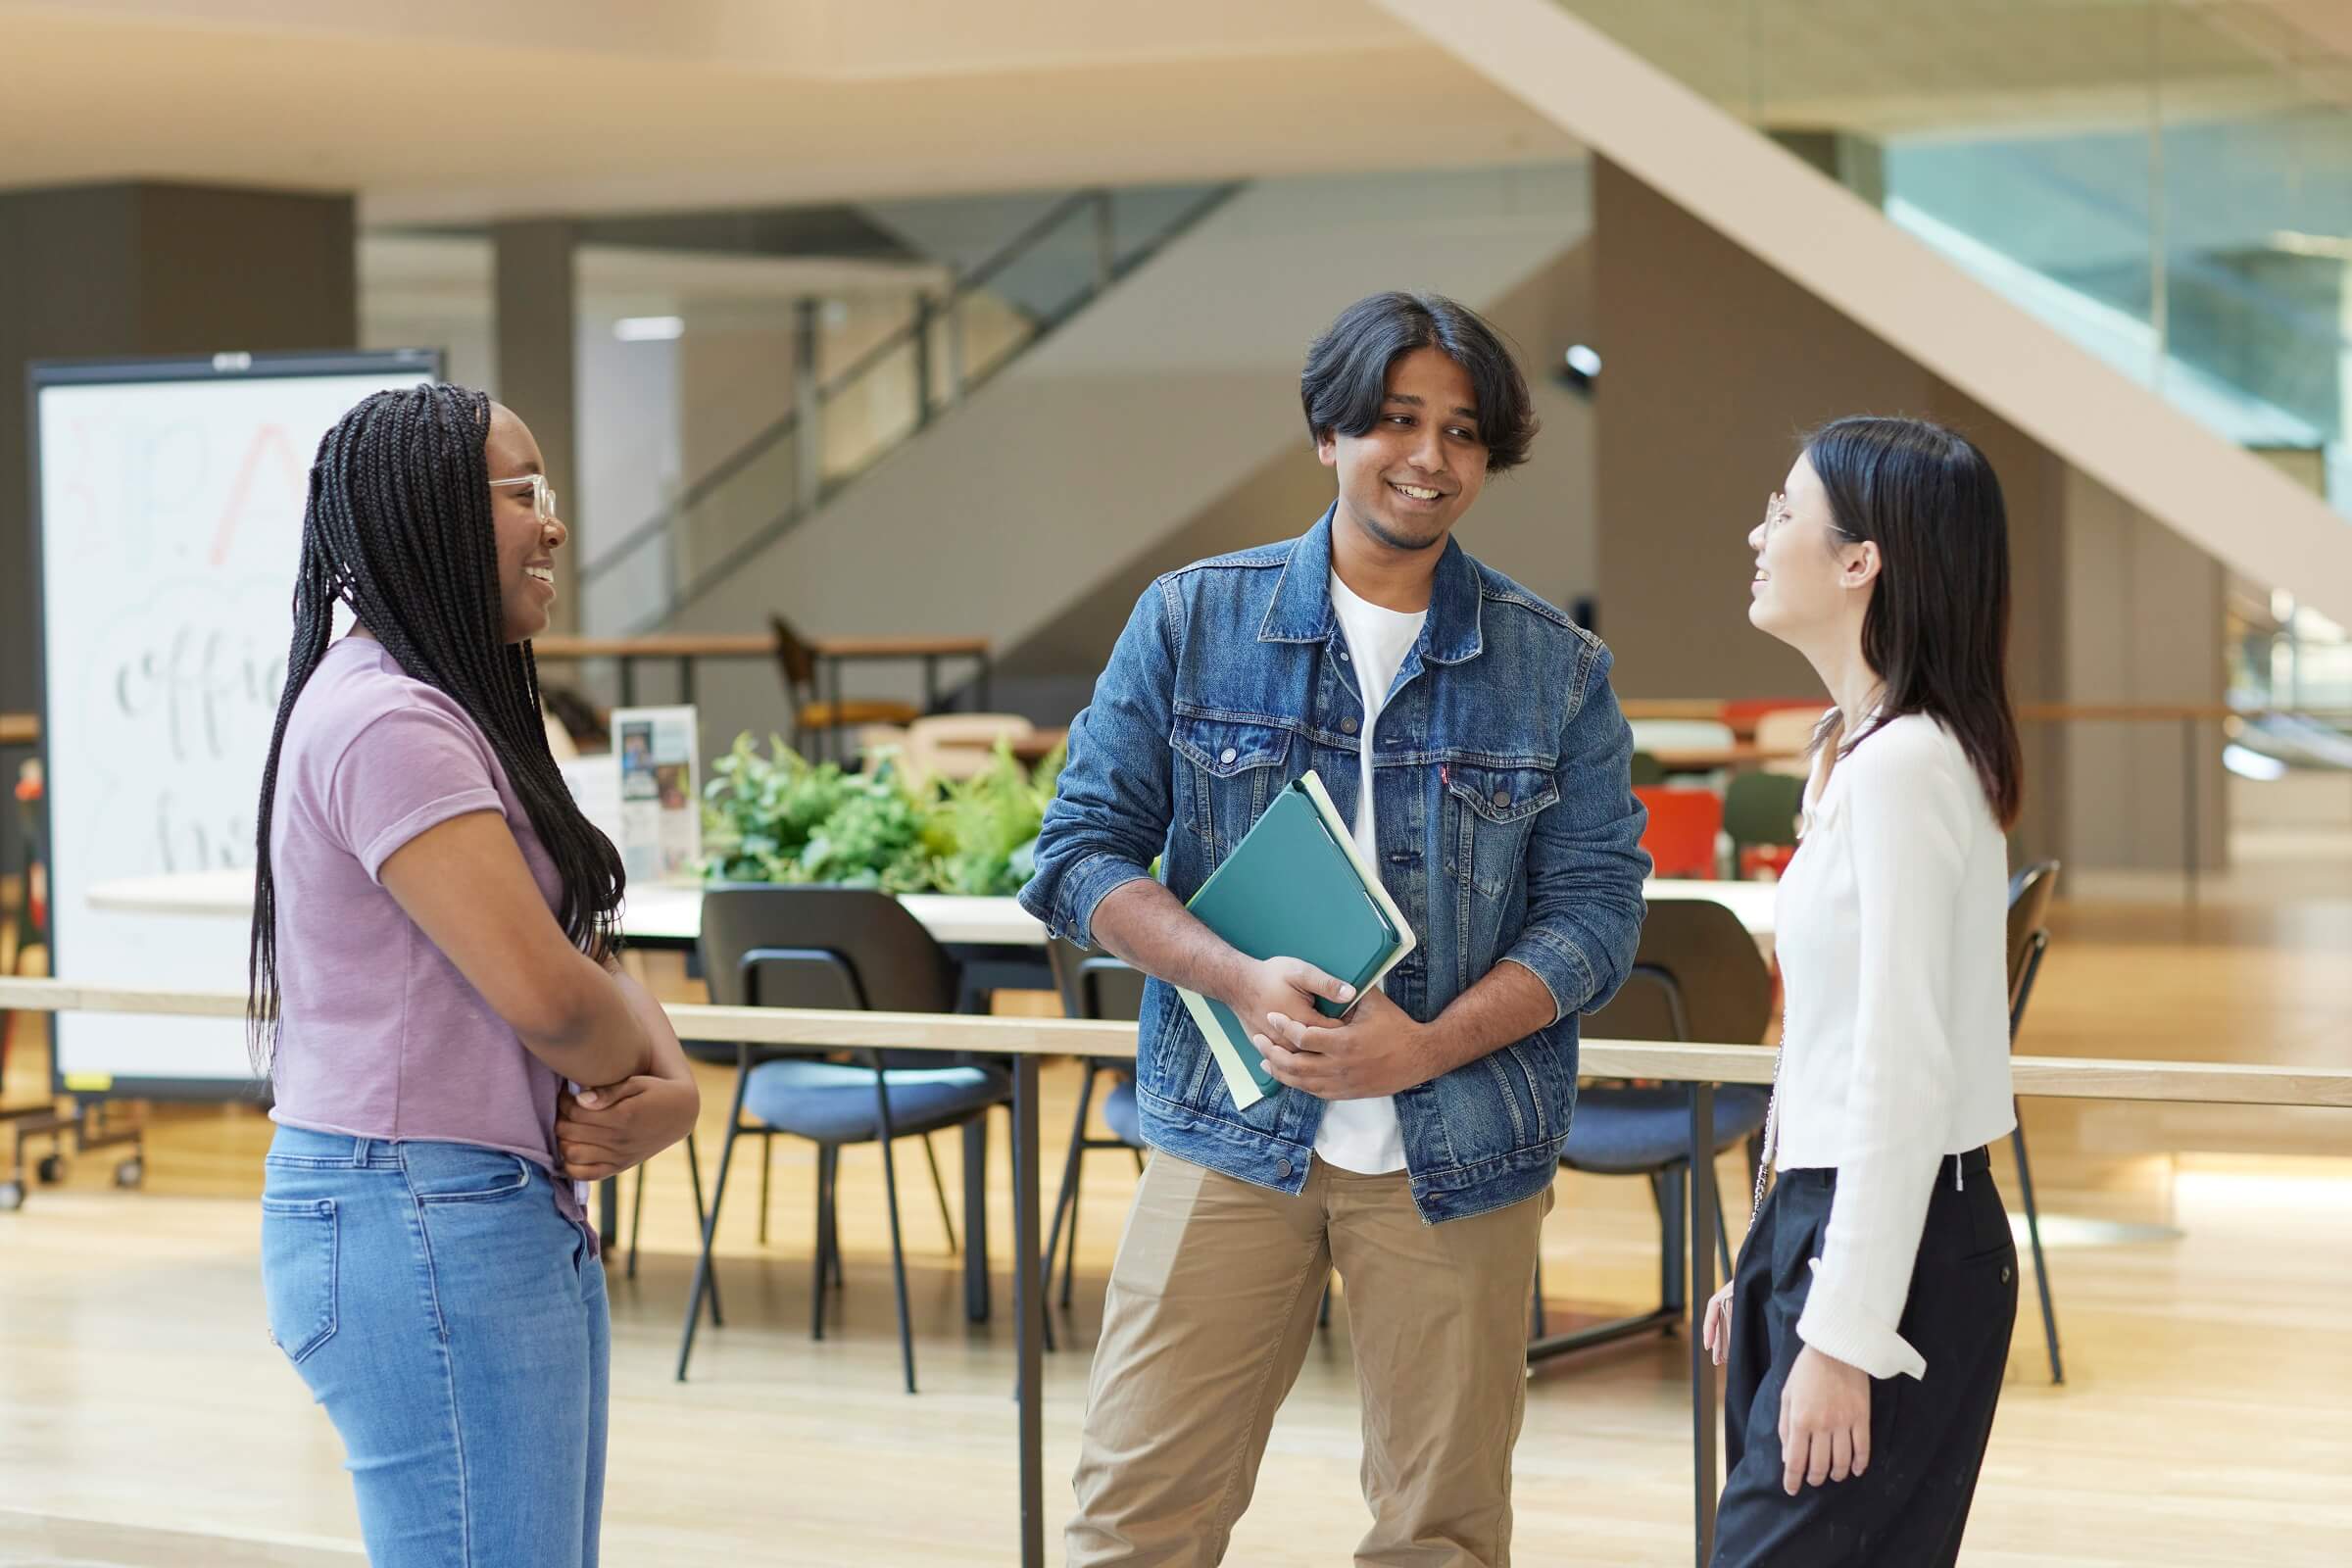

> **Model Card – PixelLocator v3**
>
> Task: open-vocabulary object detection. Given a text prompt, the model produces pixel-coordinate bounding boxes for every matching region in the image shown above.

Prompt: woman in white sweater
[1702,416,2023,1566]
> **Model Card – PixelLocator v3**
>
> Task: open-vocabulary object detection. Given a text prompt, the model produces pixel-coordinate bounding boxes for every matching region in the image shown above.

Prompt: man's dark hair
[1299,291,1538,472]
[246,383,625,1073]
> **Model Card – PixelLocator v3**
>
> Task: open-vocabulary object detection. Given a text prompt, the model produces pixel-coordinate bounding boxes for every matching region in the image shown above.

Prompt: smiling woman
[243,381,698,1568]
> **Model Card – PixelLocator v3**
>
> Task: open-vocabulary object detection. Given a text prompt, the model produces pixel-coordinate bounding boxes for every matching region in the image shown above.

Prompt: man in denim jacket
[1021,292,1649,1567]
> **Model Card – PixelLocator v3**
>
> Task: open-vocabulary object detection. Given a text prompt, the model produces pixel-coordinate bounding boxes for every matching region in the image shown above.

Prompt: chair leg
[878,1136,918,1395]
[1049,1064,1099,1310]
[759,1130,774,1247]
[675,1066,752,1383]
[811,1144,836,1342]
[683,1132,721,1326]
[922,1132,959,1254]
[827,1156,846,1290]
[855,1054,919,1394]
[2011,1109,2064,1384]
[1655,1167,1689,1319]
[1716,1200,1734,1279]
[626,1160,648,1281]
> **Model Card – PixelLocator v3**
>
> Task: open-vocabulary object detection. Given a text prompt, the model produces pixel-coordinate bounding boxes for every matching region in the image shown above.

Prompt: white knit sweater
[1771,712,2018,1381]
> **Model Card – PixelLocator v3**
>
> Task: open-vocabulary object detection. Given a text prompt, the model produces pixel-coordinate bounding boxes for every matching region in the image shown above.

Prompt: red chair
[1634,786,1723,880]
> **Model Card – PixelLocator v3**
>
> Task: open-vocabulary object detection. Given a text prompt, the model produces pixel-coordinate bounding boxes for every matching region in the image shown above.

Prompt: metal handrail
[575,182,1242,610]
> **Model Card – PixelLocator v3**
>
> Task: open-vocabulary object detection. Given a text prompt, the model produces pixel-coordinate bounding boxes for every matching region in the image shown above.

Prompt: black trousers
[1712,1148,2018,1568]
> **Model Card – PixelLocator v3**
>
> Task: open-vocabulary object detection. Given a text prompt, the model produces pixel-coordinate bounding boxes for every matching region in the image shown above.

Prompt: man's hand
[1226,956,1353,1054]
[1254,985,1433,1100]
[556,1074,700,1182]
[1779,1345,1873,1494]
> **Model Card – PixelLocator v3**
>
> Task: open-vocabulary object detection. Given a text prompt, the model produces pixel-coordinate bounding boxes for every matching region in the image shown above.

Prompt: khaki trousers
[1066,1152,1551,1568]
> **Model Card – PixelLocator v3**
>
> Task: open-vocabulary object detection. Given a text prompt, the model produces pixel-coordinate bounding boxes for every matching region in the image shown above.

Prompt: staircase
[613,163,1596,750]
[1375,0,2352,634]
[574,182,1240,636]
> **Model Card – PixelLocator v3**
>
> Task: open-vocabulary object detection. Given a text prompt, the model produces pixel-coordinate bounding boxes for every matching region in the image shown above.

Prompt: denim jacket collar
[1257,505,1486,665]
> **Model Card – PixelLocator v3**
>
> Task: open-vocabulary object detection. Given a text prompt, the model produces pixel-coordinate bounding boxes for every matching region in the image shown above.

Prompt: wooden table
[85,869,1778,953]
[1006,727,1068,764]
[0,713,36,748]
[86,868,1774,1339]
[532,633,774,707]
[1647,742,1795,773]
[806,635,993,763]
[534,633,993,758]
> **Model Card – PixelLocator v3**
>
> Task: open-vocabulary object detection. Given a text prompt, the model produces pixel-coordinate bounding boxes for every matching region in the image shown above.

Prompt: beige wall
[2058,469,2229,872]
[1592,158,1930,701]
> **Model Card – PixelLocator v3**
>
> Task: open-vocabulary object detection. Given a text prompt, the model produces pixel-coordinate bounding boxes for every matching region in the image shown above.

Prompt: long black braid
[247,383,624,1073]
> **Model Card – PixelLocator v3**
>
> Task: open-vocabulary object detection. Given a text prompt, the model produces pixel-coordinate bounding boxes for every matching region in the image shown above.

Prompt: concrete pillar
[493,220,580,635]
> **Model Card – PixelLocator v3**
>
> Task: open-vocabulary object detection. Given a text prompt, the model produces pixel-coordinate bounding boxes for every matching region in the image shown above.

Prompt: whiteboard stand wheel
[35,1153,67,1186]
[115,1158,144,1189]
[0,1181,22,1211]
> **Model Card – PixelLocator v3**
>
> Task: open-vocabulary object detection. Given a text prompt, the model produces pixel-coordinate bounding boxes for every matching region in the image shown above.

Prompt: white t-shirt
[1312,571,1427,1175]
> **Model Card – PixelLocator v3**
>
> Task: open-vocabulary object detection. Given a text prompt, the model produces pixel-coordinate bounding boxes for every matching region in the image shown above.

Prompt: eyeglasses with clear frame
[1761,491,1793,536]
[489,473,559,525]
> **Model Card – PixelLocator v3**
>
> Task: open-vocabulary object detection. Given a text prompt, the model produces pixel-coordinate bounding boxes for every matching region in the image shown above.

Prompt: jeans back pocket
[260,1198,338,1364]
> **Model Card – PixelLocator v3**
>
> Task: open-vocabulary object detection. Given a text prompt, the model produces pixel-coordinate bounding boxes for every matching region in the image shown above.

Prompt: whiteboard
[32,352,438,1095]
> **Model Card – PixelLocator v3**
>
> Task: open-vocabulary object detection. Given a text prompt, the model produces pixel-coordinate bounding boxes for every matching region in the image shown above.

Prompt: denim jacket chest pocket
[1171,714,1294,857]
[1445,761,1560,901]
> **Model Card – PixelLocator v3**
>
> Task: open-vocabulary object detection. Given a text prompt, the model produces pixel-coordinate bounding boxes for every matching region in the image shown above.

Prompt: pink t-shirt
[267,637,587,1228]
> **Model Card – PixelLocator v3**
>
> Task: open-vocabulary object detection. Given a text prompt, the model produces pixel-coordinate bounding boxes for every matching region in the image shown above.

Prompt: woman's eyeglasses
[1761,491,1793,534]
[490,473,559,525]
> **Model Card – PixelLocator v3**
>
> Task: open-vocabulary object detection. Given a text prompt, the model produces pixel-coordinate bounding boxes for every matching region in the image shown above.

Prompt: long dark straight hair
[246,384,624,1071]
[1803,416,2024,829]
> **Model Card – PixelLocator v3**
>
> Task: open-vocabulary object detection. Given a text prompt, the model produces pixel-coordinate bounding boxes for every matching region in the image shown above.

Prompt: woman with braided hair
[250,383,696,1566]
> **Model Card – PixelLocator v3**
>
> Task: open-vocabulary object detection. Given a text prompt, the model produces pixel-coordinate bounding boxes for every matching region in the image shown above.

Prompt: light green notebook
[1174,769,1416,1109]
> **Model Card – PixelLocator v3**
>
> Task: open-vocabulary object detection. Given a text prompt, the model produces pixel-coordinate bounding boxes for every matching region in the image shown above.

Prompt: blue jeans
[261,1127,610,1567]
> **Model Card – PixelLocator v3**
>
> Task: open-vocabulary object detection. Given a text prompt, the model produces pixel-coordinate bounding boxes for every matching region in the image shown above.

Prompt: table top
[532,634,775,661]
[0,712,36,747]
[530,633,989,663]
[1646,743,1797,771]
[87,869,1776,950]
[805,635,990,660]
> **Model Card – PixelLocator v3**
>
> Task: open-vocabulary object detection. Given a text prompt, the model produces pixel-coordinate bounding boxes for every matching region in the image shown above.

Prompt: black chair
[1530,899,1774,1363]
[2006,859,2065,1384]
[1043,940,1148,1311]
[675,886,1010,1393]
[770,614,919,764]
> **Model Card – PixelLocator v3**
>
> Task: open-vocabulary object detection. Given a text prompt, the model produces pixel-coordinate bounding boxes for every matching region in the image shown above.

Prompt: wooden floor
[4,846,2350,1565]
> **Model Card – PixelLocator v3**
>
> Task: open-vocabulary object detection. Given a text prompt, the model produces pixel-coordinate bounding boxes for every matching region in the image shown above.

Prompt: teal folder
[1175,769,1417,1109]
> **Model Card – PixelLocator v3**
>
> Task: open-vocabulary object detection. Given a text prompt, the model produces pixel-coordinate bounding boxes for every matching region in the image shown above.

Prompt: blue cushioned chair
[1530,897,1774,1364]
[675,886,1009,1393]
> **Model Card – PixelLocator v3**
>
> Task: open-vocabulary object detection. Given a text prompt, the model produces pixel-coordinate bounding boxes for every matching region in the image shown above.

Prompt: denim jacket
[1019,509,1649,1221]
